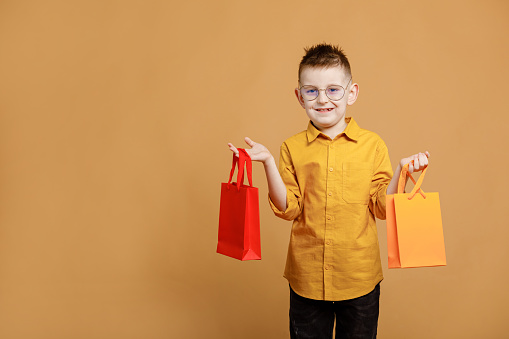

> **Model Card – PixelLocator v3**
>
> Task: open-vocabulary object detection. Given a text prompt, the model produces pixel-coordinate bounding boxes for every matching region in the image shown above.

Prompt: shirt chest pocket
[342,162,373,204]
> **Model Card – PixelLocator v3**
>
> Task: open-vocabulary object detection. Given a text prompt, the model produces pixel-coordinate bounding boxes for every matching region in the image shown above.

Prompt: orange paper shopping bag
[217,149,261,261]
[386,162,446,268]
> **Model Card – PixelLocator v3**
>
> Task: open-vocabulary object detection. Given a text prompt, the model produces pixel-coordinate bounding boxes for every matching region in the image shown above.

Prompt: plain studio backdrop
[0,1,508,338]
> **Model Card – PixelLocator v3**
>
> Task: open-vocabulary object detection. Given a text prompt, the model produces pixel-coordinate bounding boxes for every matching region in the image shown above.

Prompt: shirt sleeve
[268,142,303,221]
[369,139,393,220]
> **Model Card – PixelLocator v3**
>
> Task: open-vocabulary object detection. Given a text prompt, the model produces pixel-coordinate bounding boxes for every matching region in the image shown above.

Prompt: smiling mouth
[315,108,333,112]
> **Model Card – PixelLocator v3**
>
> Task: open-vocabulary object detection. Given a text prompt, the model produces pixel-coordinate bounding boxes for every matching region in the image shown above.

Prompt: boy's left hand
[399,151,430,174]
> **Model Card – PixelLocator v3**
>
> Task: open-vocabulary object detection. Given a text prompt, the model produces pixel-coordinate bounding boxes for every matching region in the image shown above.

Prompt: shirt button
[327,216,331,220]
[325,264,332,270]
[329,167,334,172]
[330,144,334,149]
[328,192,332,196]
[326,240,331,245]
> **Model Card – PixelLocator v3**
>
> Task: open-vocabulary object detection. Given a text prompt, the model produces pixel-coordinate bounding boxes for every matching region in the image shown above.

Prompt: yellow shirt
[269,117,393,301]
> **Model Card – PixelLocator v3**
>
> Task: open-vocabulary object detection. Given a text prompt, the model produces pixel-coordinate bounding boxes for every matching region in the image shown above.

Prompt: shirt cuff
[268,189,300,221]
[371,186,388,220]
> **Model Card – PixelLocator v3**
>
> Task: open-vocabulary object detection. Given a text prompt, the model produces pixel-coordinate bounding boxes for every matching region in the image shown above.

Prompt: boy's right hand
[227,137,273,164]
[229,137,287,211]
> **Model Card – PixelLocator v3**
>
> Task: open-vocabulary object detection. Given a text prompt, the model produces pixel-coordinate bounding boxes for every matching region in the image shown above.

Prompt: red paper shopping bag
[217,148,261,261]
[386,162,446,268]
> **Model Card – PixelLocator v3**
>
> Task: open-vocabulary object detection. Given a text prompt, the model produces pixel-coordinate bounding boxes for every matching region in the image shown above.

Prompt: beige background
[0,1,508,338]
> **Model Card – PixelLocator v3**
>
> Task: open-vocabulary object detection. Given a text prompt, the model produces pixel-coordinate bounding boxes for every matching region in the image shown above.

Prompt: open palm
[227,137,272,164]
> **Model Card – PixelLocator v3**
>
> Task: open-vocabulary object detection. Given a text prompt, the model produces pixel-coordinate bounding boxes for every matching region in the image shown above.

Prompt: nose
[317,89,329,104]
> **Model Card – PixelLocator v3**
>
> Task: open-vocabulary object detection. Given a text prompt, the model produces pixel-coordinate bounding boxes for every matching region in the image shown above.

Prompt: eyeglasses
[299,78,352,101]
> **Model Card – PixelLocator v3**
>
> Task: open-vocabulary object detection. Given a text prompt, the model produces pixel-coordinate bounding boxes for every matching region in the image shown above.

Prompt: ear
[295,88,305,108]
[346,82,359,106]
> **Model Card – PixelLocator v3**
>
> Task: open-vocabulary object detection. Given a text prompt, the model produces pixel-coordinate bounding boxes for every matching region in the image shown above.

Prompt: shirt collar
[306,117,360,142]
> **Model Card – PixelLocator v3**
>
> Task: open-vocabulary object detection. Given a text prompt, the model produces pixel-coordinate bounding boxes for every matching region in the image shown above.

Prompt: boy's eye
[305,88,318,95]
[328,87,340,93]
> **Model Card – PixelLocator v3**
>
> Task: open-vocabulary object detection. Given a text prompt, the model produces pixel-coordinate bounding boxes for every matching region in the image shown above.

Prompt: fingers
[414,152,428,170]
[403,151,430,173]
[244,137,255,147]
[228,139,255,158]
[228,138,254,159]
[411,152,430,173]
[227,143,239,157]
[409,156,417,173]
[419,152,428,167]
[243,137,256,158]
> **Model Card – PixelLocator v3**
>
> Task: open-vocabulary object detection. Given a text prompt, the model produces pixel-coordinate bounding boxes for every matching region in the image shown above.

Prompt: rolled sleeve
[369,140,393,220]
[268,143,303,221]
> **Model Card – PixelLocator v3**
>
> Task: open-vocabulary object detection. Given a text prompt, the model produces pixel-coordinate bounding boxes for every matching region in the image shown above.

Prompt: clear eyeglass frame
[299,77,352,101]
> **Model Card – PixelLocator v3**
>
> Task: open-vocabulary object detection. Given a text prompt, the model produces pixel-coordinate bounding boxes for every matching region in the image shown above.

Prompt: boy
[228,44,429,339]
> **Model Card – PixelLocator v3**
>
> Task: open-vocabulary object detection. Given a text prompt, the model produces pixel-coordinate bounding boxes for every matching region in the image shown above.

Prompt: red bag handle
[227,148,253,190]
[397,161,428,200]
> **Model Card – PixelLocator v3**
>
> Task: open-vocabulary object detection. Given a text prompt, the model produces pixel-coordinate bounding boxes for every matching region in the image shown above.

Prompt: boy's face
[295,66,358,132]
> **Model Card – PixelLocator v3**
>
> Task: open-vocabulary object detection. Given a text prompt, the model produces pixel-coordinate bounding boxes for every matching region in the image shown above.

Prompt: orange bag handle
[397,161,428,200]
[227,148,253,190]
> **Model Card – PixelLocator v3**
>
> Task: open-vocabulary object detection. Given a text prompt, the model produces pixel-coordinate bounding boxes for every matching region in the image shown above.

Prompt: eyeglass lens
[300,86,345,101]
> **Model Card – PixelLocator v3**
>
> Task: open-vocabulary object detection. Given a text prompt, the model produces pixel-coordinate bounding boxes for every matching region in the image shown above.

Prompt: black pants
[289,283,380,339]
